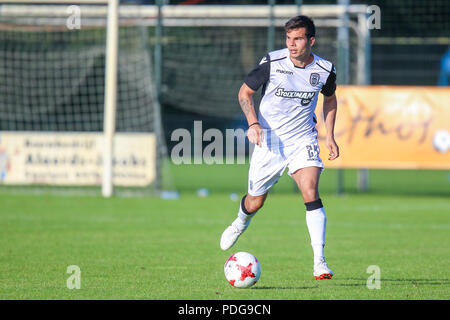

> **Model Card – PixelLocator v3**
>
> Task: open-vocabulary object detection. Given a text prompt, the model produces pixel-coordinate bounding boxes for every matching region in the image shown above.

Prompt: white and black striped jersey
[244,48,336,147]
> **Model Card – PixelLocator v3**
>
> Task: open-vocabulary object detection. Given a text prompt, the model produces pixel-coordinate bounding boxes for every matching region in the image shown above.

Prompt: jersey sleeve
[244,53,270,91]
[321,64,337,97]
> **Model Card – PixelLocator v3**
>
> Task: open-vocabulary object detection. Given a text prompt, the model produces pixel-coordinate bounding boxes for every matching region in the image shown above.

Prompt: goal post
[102,0,119,198]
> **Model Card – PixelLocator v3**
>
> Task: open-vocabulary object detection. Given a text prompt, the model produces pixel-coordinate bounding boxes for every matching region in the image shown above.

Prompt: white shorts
[247,135,324,196]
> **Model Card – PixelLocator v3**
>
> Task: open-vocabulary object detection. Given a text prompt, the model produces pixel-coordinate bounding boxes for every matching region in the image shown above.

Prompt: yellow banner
[316,86,450,169]
[0,132,156,186]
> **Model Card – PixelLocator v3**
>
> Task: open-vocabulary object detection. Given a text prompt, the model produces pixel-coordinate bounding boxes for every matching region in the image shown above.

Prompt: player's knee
[302,188,319,203]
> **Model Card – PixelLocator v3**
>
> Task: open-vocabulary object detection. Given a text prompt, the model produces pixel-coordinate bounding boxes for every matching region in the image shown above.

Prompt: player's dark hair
[284,15,316,39]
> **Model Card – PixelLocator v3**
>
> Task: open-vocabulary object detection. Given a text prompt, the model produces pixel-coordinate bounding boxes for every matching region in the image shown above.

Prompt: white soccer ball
[224,252,261,288]
[432,130,450,153]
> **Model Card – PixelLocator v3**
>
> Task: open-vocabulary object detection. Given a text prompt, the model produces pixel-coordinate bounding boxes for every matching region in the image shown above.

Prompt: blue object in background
[438,48,450,86]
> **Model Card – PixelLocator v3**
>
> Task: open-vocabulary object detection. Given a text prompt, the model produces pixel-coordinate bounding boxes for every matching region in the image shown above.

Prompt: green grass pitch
[0,164,449,299]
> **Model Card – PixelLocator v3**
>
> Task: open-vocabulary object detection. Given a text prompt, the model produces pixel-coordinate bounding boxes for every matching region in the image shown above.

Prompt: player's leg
[220,193,267,251]
[291,167,326,263]
[220,145,285,250]
[236,193,268,231]
[291,166,333,279]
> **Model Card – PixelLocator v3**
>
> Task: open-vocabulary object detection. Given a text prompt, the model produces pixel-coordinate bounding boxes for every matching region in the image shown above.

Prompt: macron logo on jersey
[275,88,316,105]
[276,69,293,75]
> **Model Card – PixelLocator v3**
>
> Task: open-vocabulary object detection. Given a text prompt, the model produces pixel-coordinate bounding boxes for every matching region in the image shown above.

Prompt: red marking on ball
[226,254,237,265]
[238,263,255,281]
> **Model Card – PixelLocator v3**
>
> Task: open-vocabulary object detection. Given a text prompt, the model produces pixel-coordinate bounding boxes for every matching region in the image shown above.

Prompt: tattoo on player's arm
[239,98,252,116]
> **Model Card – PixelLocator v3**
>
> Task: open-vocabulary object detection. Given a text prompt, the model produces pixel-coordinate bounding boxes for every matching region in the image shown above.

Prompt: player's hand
[247,124,264,147]
[326,136,339,160]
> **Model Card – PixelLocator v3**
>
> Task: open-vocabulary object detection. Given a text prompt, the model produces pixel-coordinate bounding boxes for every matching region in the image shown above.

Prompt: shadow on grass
[252,285,320,290]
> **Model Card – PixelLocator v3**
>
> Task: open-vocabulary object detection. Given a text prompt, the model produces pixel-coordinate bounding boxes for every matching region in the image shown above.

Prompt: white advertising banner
[0,132,156,186]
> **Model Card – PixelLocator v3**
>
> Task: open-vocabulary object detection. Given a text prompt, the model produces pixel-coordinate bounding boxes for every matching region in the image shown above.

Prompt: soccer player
[220,15,339,280]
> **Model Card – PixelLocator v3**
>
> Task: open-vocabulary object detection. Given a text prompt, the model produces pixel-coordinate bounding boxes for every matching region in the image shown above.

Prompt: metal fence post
[154,0,163,191]
[336,0,350,195]
[268,0,276,52]
[296,0,302,14]
[155,0,163,102]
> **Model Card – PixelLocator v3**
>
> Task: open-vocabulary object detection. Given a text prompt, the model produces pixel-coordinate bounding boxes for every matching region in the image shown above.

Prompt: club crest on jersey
[310,73,320,86]
[275,88,315,106]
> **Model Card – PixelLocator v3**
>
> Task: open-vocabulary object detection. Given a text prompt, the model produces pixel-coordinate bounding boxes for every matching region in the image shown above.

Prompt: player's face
[286,28,315,60]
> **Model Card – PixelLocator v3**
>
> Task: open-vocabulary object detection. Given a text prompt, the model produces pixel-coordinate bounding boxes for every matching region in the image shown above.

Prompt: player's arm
[321,64,339,161]
[240,54,270,147]
[238,83,263,147]
[323,93,339,160]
